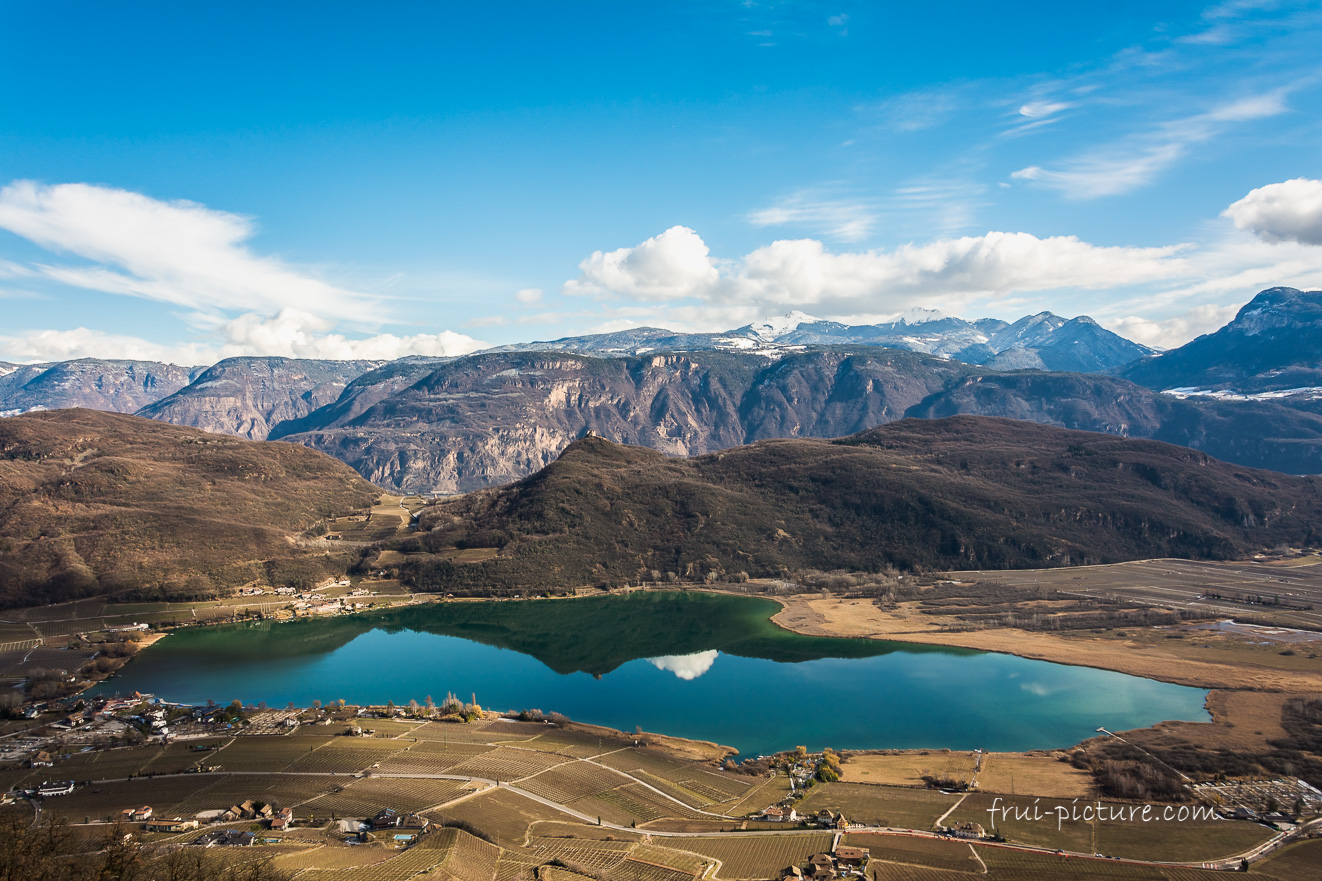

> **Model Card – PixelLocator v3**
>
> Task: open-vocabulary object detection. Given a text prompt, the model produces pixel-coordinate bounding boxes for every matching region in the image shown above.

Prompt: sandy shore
[769,593,1322,693]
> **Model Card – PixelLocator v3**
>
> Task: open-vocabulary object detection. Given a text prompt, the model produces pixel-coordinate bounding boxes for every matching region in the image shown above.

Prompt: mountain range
[1,288,1320,492]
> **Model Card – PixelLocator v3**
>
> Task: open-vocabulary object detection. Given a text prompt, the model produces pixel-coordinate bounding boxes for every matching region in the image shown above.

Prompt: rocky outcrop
[136,357,382,439]
[0,359,201,416]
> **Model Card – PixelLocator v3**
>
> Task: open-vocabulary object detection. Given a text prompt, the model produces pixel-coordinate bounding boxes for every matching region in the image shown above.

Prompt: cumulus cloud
[647,650,719,681]
[1012,92,1290,198]
[565,226,720,301]
[0,309,485,365]
[0,180,379,322]
[566,227,1192,317]
[1222,178,1322,245]
[515,287,543,304]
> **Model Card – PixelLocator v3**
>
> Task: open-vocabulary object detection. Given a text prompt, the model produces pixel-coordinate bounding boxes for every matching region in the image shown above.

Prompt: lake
[91,591,1209,756]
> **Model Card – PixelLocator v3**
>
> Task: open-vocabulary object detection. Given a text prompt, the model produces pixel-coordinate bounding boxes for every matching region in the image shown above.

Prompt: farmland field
[301,776,470,817]
[667,834,833,879]
[842,833,982,872]
[797,782,960,828]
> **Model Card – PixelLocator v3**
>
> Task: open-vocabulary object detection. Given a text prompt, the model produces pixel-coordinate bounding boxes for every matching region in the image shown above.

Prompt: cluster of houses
[780,844,870,879]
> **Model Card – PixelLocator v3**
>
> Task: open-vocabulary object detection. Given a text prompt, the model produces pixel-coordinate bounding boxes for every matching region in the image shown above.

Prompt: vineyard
[797,781,958,828]
[444,746,569,782]
[283,740,410,774]
[842,833,981,872]
[665,834,834,879]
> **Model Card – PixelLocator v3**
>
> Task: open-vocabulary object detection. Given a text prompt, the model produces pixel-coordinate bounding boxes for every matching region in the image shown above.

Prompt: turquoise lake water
[91,592,1209,756]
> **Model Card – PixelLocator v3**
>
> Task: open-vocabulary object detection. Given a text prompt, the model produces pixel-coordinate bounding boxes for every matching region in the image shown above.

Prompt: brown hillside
[0,409,378,606]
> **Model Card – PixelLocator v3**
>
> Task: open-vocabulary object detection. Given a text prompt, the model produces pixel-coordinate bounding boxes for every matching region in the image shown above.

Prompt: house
[130,806,153,822]
[145,818,197,833]
[833,814,849,830]
[31,751,53,768]
[949,821,985,839]
[198,830,256,847]
[807,853,837,879]
[270,807,294,831]
[779,867,805,880]
[370,808,428,832]
[815,809,835,824]
[36,781,75,797]
[221,800,273,822]
[833,845,869,867]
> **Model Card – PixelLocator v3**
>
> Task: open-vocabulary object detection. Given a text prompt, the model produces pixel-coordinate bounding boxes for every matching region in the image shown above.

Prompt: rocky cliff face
[136,357,383,440]
[272,348,972,492]
[0,359,201,416]
[275,349,1322,493]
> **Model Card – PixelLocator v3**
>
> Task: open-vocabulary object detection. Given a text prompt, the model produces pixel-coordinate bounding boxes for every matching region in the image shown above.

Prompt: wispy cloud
[0,181,380,323]
[0,181,487,363]
[747,190,878,241]
[1012,91,1291,198]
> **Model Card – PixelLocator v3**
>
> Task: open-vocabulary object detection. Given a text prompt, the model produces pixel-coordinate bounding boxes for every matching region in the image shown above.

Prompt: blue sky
[1,0,1320,363]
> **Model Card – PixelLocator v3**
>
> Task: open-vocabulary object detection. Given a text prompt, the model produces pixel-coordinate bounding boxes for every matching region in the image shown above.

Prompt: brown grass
[977,754,1096,798]
[842,751,977,788]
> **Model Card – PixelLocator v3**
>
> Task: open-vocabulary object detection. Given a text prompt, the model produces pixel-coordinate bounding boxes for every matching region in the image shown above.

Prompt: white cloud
[567,227,1192,317]
[1018,101,1072,119]
[0,181,379,322]
[0,309,485,365]
[515,287,543,304]
[747,191,878,241]
[565,226,720,301]
[1222,178,1322,245]
[1104,303,1242,350]
[646,650,719,680]
[0,181,488,363]
[1011,91,1290,198]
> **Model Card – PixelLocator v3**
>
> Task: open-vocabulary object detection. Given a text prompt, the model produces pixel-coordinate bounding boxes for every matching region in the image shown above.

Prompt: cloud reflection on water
[646,649,719,680]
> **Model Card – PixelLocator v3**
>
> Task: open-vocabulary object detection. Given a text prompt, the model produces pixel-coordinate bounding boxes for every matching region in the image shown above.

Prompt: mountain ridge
[379,416,1322,595]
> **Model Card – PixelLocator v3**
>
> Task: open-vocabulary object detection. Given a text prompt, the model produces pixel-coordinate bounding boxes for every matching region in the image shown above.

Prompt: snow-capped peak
[890,307,951,326]
[747,311,819,341]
